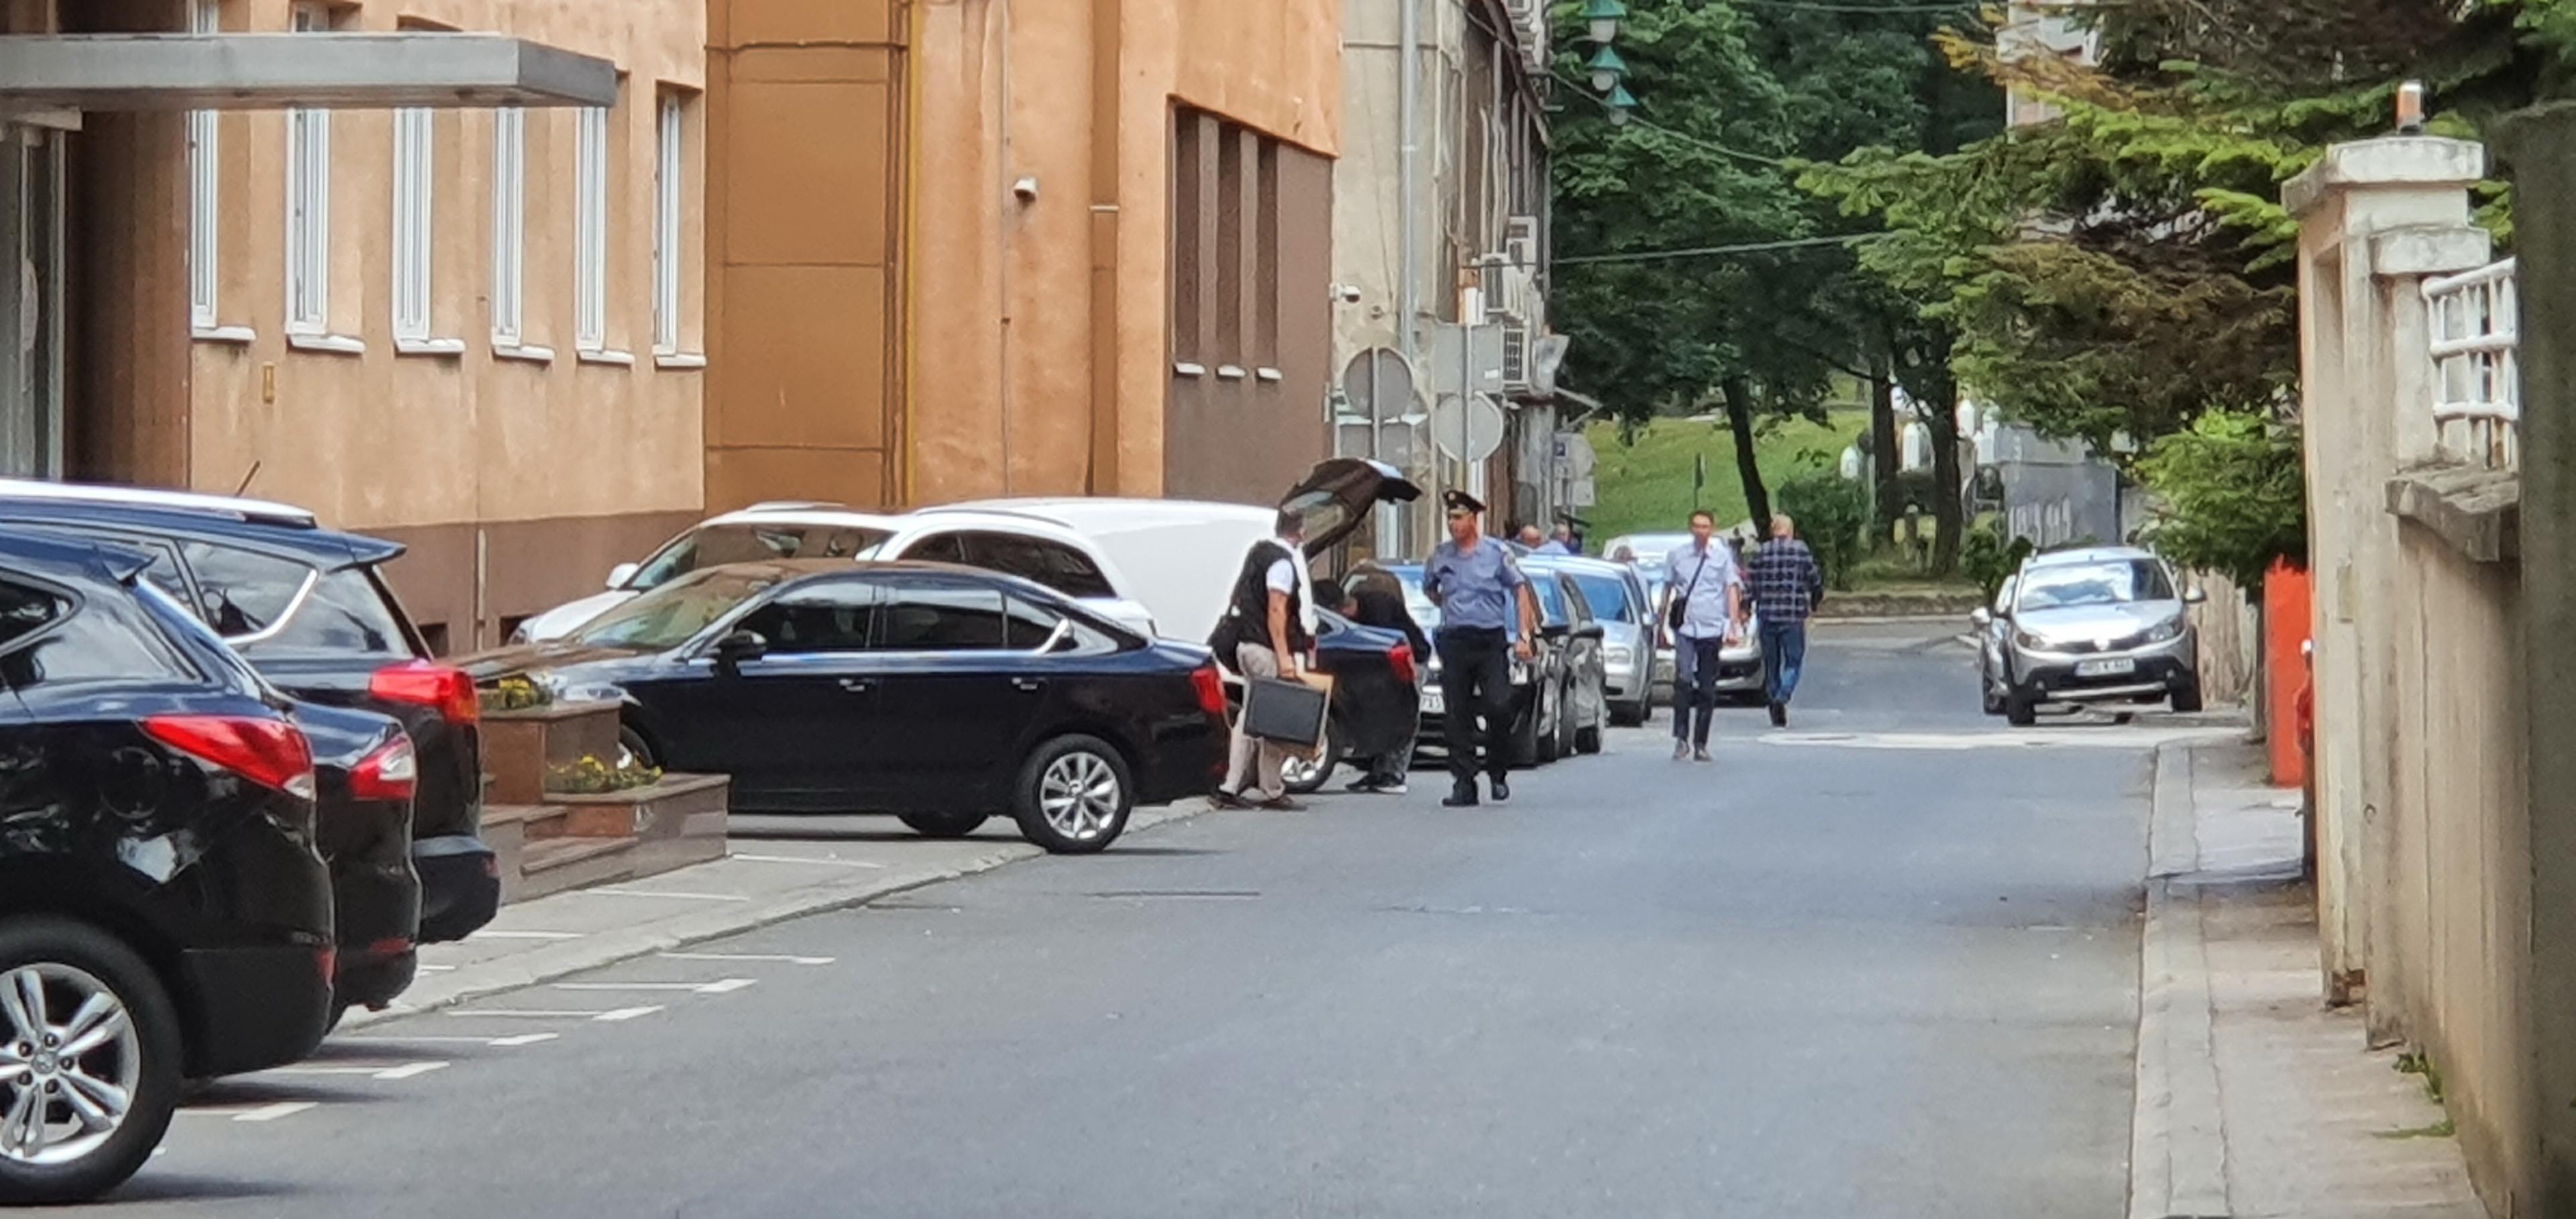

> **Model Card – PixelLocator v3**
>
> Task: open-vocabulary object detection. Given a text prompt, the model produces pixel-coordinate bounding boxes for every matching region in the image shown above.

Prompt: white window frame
[490,107,529,350]
[653,93,684,355]
[574,104,609,353]
[284,1,331,336]
[391,107,437,348]
[187,0,227,337]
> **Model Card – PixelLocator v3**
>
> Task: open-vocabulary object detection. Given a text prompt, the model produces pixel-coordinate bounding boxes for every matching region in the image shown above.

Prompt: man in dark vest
[1210,509,1312,810]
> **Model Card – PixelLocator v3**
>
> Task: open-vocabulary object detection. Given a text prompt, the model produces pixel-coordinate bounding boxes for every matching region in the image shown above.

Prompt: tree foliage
[2135,409,2308,589]
[1778,471,1870,591]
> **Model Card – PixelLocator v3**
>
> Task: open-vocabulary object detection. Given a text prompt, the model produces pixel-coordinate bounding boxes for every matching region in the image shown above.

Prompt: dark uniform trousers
[1435,626,1513,784]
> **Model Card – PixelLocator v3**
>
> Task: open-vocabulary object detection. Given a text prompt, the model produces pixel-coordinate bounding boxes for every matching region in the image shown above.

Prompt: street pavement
[79,621,2218,1218]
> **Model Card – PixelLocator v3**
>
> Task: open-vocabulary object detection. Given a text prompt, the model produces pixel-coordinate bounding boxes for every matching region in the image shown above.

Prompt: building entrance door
[0,125,64,480]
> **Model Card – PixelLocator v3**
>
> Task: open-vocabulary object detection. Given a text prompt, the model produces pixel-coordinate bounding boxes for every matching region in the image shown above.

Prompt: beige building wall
[177,0,708,645]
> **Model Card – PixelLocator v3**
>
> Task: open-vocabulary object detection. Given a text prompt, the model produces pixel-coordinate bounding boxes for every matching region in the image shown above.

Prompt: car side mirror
[607,562,639,590]
[1540,621,1572,640]
[1970,607,1992,628]
[2184,587,2208,604]
[712,629,767,672]
[1574,622,1607,641]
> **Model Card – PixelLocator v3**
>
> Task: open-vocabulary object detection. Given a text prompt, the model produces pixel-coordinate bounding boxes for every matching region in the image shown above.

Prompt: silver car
[1526,555,1658,725]
[1972,545,2206,726]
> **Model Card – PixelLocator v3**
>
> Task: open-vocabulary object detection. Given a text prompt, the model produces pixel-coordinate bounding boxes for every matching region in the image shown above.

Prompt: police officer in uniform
[1422,490,1540,808]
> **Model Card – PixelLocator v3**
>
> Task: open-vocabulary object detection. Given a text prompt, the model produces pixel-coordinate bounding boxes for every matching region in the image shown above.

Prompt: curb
[2130,741,2229,1219]
[341,800,1214,1034]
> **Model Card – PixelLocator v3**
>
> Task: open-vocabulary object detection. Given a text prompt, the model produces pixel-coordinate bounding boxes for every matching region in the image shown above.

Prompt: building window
[653,92,686,354]
[188,0,221,332]
[284,1,331,333]
[491,108,527,346]
[574,104,610,352]
[392,107,433,343]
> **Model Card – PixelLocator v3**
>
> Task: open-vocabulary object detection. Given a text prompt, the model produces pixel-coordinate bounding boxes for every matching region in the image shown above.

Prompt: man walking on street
[1746,513,1826,728]
[1334,572,1430,795]
[1425,490,1540,808]
[1663,509,1745,761]
[1209,510,1312,810]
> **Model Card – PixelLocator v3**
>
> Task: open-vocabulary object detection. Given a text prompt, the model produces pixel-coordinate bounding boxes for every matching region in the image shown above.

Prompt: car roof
[0,492,394,570]
[0,527,156,585]
[0,478,319,527]
[1521,554,1638,579]
[701,505,908,531]
[918,498,1276,529]
[2025,545,2155,570]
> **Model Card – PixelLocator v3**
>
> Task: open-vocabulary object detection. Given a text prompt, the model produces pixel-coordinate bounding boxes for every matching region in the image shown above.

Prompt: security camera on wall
[1330,283,1364,305]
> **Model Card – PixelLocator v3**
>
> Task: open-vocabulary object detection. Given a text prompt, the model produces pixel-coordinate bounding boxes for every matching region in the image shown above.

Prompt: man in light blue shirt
[1662,509,1745,761]
[1424,490,1539,808]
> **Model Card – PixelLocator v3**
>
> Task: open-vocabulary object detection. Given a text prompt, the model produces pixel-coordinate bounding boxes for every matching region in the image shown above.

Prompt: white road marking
[471,930,584,941]
[658,951,836,966]
[419,964,457,973]
[446,1006,665,1022]
[725,853,887,869]
[578,888,752,902]
[339,1032,558,1048]
[553,978,756,996]
[372,1061,449,1081]
[176,1101,319,1122]
[262,1060,450,1081]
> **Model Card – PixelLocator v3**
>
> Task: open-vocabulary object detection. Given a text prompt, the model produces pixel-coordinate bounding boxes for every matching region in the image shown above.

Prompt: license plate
[2076,658,2137,678]
[1423,688,1445,715]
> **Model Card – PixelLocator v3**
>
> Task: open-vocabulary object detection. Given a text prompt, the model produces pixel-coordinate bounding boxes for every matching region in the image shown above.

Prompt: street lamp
[1585,44,1630,94]
[1605,83,1638,126]
[1580,0,1627,46]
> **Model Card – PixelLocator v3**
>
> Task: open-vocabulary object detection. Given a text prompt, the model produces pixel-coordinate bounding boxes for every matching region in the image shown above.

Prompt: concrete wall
[2187,571,2261,710]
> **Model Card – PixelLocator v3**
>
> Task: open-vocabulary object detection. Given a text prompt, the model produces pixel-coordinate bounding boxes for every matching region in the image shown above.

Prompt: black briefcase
[1242,675,1331,753]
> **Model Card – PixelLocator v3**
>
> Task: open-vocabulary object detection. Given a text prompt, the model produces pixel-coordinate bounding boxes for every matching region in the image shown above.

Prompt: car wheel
[2004,682,2039,728]
[617,725,659,772]
[1281,721,1346,796]
[1980,660,2005,716]
[1609,701,1644,728]
[1536,685,1563,764]
[1013,735,1134,855]
[898,812,989,839]
[1511,691,1546,768]
[2171,679,2205,714]
[0,917,182,1206]
[1576,711,1603,756]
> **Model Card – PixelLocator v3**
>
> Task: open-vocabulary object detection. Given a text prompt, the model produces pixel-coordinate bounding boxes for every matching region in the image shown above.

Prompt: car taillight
[1189,663,1228,719]
[371,660,479,727]
[144,714,317,800]
[350,735,419,802]
[1389,641,1416,686]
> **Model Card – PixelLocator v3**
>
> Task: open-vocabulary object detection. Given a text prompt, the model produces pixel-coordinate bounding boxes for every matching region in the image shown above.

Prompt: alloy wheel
[0,963,139,1166]
[1038,751,1122,842]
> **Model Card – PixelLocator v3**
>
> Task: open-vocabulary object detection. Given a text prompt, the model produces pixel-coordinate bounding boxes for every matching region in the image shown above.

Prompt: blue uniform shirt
[1424,538,1528,637]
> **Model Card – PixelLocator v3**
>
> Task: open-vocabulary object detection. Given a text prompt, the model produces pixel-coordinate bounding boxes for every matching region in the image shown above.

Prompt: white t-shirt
[1265,557,1296,595]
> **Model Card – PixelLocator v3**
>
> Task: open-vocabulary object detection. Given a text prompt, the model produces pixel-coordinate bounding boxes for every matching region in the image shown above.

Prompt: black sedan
[460,561,1230,853]
[1279,609,1423,795]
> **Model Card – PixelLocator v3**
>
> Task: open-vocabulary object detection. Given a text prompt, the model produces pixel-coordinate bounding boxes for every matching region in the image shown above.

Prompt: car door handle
[837,677,875,693]
[1010,676,1045,693]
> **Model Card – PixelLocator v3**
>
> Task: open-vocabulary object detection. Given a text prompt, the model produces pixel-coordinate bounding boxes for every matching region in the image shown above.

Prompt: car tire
[1512,690,1546,768]
[1609,702,1646,729]
[1980,661,2006,717]
[618,725,659,772]
[898,812,989,839]
[1012,735,1133,855]
[1281,721,1346,796]
[0,917,182,1206]
[2171,679,2205,714]
[1576,714,1603,755]
[1535,685,1563,764]
[2004,682,2039,727]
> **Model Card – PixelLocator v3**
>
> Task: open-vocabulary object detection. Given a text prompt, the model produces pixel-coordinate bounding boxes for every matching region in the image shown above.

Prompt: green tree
[2135,409,2308,590]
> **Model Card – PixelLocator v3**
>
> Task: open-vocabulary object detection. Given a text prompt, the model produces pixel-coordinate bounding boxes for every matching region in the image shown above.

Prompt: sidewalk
[342,800,1211,1033]
[2131,737,2486,1219]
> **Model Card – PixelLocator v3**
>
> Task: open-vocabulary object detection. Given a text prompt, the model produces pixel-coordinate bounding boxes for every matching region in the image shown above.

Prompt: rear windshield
[629,523,892,592]
[1567,573,1636,623]
[241,566,416,659]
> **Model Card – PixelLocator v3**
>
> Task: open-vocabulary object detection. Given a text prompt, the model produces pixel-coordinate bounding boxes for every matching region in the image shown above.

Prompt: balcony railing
[2424,257,2519,471]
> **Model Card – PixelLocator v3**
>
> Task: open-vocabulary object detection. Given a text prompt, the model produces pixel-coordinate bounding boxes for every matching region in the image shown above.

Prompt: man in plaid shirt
[1745,513,1825,727]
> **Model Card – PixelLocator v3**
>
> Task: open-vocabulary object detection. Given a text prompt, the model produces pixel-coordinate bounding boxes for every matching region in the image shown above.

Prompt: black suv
[0,487,497,957]
[0,530,337,1203]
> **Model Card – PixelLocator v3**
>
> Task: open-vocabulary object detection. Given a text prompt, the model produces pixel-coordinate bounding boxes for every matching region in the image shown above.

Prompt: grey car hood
[2014,600,2182,643]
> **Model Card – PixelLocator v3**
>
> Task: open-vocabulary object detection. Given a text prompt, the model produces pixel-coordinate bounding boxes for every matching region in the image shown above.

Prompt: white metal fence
[2423,257,2520,470]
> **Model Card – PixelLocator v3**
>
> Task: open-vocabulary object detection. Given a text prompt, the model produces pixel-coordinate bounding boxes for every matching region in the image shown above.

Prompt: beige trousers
[1222,643,1287,802]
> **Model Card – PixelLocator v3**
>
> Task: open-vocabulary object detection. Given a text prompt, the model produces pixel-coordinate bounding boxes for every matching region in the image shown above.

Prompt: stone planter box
[541,773,731,842]
[480,699,622,806]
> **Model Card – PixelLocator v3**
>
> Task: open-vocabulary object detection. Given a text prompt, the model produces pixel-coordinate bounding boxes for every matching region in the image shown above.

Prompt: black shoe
[1442,782,1479,808]
[1489,775,1511,802]
[1768,701,1786,728]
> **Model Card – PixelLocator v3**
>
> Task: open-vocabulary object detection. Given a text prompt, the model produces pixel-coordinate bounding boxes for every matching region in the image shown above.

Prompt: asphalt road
[87,622,2166,1218]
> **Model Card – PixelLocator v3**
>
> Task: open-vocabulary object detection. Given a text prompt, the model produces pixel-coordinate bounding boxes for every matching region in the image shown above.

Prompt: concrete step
[516,836,639,901]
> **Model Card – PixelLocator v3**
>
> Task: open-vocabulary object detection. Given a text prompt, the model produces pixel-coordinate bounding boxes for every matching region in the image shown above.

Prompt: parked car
[0,482,497,947]
[1974,574,2019,716]
[1528,568,1611,757]
[513,503,1161,642]
[1527,555,1656,726]
[1277,608,1422,796]
[1972,545,2206,726]
[460,561,1231,853]
[134,595,421,1026]
[1379,562,1585,767]
[0,530,337,1203]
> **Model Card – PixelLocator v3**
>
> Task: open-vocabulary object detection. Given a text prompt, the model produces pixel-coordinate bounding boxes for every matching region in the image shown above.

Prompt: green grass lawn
[1580,412,1859,543]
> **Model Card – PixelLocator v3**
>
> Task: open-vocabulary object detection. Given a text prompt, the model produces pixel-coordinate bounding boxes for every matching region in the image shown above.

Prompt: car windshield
[570,568,786,651]
[1384,566,1441,630]
[2016,560,2176,612]
[1566,573,1636,623]
[627,523,892,592]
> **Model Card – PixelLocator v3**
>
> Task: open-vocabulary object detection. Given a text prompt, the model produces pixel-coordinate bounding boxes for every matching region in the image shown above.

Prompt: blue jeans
[1760,620,1809,705]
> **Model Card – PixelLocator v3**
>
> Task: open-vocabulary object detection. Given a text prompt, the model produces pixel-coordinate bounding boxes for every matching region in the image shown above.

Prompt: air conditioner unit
[1499,315,1532,392]
[1505,215,1542,273]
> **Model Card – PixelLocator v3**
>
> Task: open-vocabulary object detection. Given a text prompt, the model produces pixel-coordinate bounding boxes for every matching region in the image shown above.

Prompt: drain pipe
[1397,0,1421,551]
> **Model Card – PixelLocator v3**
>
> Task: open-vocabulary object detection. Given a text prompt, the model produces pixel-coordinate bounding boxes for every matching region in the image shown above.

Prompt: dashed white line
[446,1006,664,1022]
[176,1101,318,1122]
[263,1060,450,1081]
[658,951,836,966]
[725,853,887,869]
[578,888,753,902]
[553,978,757,996]
[372,1061,449,1081]
[471,930,585,941]
[339,1032,559,1048]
